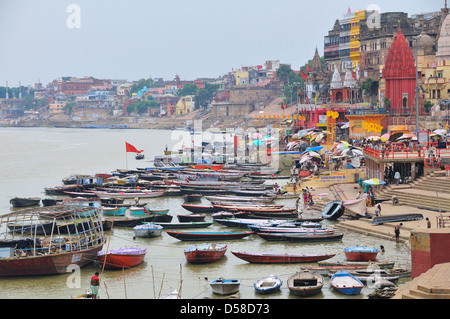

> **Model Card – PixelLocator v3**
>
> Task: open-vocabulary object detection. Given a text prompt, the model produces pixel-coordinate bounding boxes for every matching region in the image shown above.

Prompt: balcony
[424,77,446,86]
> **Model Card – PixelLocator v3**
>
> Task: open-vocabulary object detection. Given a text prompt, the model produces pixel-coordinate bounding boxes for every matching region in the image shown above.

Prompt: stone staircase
[393,262,450,299]
[374,170,450,212]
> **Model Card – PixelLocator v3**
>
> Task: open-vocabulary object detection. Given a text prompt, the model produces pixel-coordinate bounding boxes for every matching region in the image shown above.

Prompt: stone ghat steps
[394,263,450,299]
[374,171,450,212]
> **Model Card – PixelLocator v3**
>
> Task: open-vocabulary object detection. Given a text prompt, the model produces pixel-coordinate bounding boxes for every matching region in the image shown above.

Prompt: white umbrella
[433,129,447,136]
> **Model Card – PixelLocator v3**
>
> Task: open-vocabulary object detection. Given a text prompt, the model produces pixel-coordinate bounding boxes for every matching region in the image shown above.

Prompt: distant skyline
[0,0,443,87]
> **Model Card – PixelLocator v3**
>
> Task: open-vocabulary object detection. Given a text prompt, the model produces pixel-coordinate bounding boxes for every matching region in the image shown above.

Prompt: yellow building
[234,70,249,86]
[49,101,66,114]
[350,10,365,69]
[175,95,194,115]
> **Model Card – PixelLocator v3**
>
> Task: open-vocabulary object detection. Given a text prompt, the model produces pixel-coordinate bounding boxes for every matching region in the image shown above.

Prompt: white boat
[133,223,163,238]
[210,278,241,295]
[254,275,282,294]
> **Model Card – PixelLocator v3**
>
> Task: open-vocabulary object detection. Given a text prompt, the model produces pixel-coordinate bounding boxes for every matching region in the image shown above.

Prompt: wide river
[0,127,411,300]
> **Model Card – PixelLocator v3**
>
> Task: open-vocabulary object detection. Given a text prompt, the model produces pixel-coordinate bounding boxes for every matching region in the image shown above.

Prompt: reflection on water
[0,128,411,299]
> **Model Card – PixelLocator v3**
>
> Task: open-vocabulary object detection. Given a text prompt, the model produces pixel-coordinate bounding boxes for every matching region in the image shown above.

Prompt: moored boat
[257,231,344,242]
[153,221,213,229]
[184,243,227,264]
[210,278,241,295]
[330,271,364,295]
[231,251,335,264]
[102,206,127,216]
[321,200,344,220]
[254,275,282,294]
[181,204,218,214]
[165,230,253,241]
[97,246,147,269]
[133,223,163,238]
[9,197,41,208]
[287,270,324,297]
[344,246,379,261]
[0,206,105,276]
[177,214,206,222]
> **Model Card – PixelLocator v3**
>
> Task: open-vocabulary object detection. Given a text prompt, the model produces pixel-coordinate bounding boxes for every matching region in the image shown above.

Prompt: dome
[437,14,450,61]
[418,33,434,48]
[343,69,356,87]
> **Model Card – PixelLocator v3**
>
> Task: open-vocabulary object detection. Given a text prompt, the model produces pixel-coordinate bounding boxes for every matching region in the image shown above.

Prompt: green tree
[178,83,198,96]
[424,100,433,113]
[127,100,160,115]
[194,83,218,109]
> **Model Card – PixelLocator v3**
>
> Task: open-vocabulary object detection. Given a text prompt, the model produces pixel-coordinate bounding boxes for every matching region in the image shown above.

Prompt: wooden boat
[371,213,423,225]
[330,271,364,295]
[63,191,99,198]
[205,195,275,203]
[177,214,206,222]
[165,230,253,241]
[321,200,344,220]
[231,251,335,264]
[153,221,213,229]
[44,184,81,195]
[133,223,163,238]
[183,194,202,203]
[97,246,147,269]
[105,214,172,229]
[229,189,277,197]
[344,246,379,261]
[210,278,241,295]
[41,198,59,206]
[214,218,298,229]
[181,204,218,214]
[318,261,395,269]
[0,207,105,276]
[254,275,282,294]
[248,225,334,234]
[90,190,165,199]
[287,270,324,297]
[102,206,127,216]
[257,232,344,242]
[184,243,227,264]
[129,206,145,215]
[9,197,41,208]
[212,203,285,211]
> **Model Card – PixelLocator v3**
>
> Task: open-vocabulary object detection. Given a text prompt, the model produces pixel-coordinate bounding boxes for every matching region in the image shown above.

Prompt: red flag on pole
[125,142,143,153]
[352,70,357,80]
[301,69,307,80]
[306,65,312,73]
[281,102,284,109]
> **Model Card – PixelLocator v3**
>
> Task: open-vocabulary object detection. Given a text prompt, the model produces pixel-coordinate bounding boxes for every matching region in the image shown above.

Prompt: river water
[0,127,411,299]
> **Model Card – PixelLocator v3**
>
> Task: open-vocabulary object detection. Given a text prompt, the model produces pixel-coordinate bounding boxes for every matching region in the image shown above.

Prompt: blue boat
[321,200,344,220]
[102,206,127,216]
[330,271,364,295]
[254,275,282,294]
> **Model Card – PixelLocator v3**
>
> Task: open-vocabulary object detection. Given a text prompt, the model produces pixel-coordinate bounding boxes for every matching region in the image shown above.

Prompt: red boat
[189,164,224,171]
[344,246,379,261]
[97,247,147,269]
[184,244,227,264]
[231,251,335,264]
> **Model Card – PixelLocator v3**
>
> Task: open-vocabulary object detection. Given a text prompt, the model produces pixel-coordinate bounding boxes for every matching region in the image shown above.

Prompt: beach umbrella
[433,129,447,136]
[389,132,405,142]
[363,178,386,185]
[303,146,324,154]
[315,133,325,143]
[340,122,349,129]
[380,133,390,142]
[397,133,417,141]
[343,148,363,157]
[299,155,312,164]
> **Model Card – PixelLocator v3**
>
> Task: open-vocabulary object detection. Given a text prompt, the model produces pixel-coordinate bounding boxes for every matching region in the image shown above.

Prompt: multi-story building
[350,10,366,70]
[175,95,195,115]
[324,20,341,72]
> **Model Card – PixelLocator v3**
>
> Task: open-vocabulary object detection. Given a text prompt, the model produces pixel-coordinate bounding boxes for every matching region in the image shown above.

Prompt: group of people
[296,187,314,211]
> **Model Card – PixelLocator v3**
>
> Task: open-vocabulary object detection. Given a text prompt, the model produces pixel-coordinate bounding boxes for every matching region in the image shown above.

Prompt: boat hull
[184,244,227,264]
[166,231,253,241]
[330,271,364,295]
[344,246,379,261]
[287,271,324,297]
[0,241,104,276]
[254,275,282,294]
[231,251,335,264]
[97,248,147,269]
[210,279,240,295]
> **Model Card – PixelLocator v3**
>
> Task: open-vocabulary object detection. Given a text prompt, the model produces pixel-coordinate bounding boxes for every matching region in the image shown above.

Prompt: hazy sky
[0,0,443,87]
